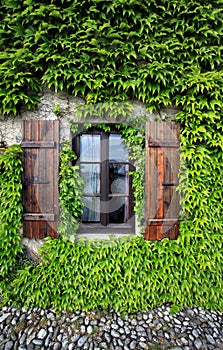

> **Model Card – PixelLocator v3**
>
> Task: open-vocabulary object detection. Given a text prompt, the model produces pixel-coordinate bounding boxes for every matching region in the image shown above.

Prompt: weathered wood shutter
[145,122,180,240]
[22,120,59,238]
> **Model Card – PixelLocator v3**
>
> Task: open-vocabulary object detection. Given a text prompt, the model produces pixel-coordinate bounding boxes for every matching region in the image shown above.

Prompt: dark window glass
[109,164,129,194]
[109,197,130,223]
[80,135,100,162]
[82,197,100,222]
[80,164,100,194]
[109,134,128,161]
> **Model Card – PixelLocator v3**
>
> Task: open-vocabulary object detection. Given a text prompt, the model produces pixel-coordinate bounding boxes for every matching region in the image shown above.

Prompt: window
[73,127,135,234]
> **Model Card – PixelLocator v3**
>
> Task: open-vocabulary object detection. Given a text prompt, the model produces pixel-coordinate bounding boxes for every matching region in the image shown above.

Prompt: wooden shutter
[145,122,180,240]
[22,120,59,238]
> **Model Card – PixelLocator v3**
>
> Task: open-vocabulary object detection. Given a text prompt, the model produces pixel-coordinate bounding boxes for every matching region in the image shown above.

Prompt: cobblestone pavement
[1,304,223,349]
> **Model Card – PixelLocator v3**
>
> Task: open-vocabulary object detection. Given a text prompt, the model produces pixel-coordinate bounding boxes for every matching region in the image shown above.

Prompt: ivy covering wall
[0,0,223,312]
[0,0,222,114]
[0,146,23,279]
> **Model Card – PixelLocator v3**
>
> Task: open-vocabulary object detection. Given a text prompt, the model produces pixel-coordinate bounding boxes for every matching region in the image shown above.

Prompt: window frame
[72,126,135,234]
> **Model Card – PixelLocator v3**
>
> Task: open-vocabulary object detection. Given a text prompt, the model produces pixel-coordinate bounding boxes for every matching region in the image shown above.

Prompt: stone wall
[0,87,179,146]
[0,88,83,146]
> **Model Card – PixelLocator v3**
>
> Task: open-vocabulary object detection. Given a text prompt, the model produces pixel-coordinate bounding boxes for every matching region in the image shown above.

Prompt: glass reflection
[80,164,100,194]
[81,197,100,222]
[109,197,129,223]
[80,135,100,162]
[109,134,128,161]
[109,164,129,194]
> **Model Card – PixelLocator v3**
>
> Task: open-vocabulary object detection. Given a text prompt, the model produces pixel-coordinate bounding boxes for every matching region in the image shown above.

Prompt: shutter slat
[145,122,180,240]
[21,141,56,148]
[23,213,55,221]
[22,120,59,238]
[148,139,179,148]
[32,120,40,236]
[38,120,47,237]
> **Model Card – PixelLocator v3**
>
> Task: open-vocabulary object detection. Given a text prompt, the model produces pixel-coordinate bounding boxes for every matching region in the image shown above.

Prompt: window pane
[80,164,100,194]
[82,197,100,222]
[80,135,100,162]
[109,134,128,161]
[109,197,129,223]
[109,163,129,194]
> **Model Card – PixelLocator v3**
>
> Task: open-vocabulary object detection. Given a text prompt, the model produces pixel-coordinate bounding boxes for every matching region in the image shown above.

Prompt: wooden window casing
[73,127,135,234]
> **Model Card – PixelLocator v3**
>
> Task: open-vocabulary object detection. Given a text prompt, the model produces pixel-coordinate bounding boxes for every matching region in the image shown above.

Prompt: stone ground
[1,304,223,350]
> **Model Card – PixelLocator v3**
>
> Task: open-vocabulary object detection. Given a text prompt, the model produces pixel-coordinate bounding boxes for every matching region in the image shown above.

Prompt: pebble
[86,325,93,334]
[0,305,223,349]
[195,338,203,349]
[104,332,111,343]
[32,338,43,345]
[71,333,80,342]
[0,313,10,323]
[53,342,61,350]
[37,328,47,339]
[78,335,88,347]
[80,325,86,334]
[192,329,200,338]
[206,334,215,344]
[117,318,124,327]
[111,323,119,330]
[4,341,13,350]
[111,329,120,338]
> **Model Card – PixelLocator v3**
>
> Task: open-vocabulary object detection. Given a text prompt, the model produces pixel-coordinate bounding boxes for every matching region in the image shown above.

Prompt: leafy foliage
[2,234,223,313]
[58,142,84,241]
[0,0,222,114]
[73,101,134,120]
[175,70,223,239]
[0,0,223,314]
[0,145,23,278]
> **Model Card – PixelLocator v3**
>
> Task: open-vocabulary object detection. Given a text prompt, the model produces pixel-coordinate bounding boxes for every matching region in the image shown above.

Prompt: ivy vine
[0,0,223,314]
[0,0,222,114]
[58,141,84,241]
[0,145,23,278]
[175,69,223,239]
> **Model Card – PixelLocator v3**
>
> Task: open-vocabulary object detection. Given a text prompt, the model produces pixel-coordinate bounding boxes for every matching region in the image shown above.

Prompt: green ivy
[58,141,84,241]
[0,0,223,314]
[175,70,223,238]
[2,234,223,313]
[0,0,222,114]
[73,101,134,120]
[0,145,23,278]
